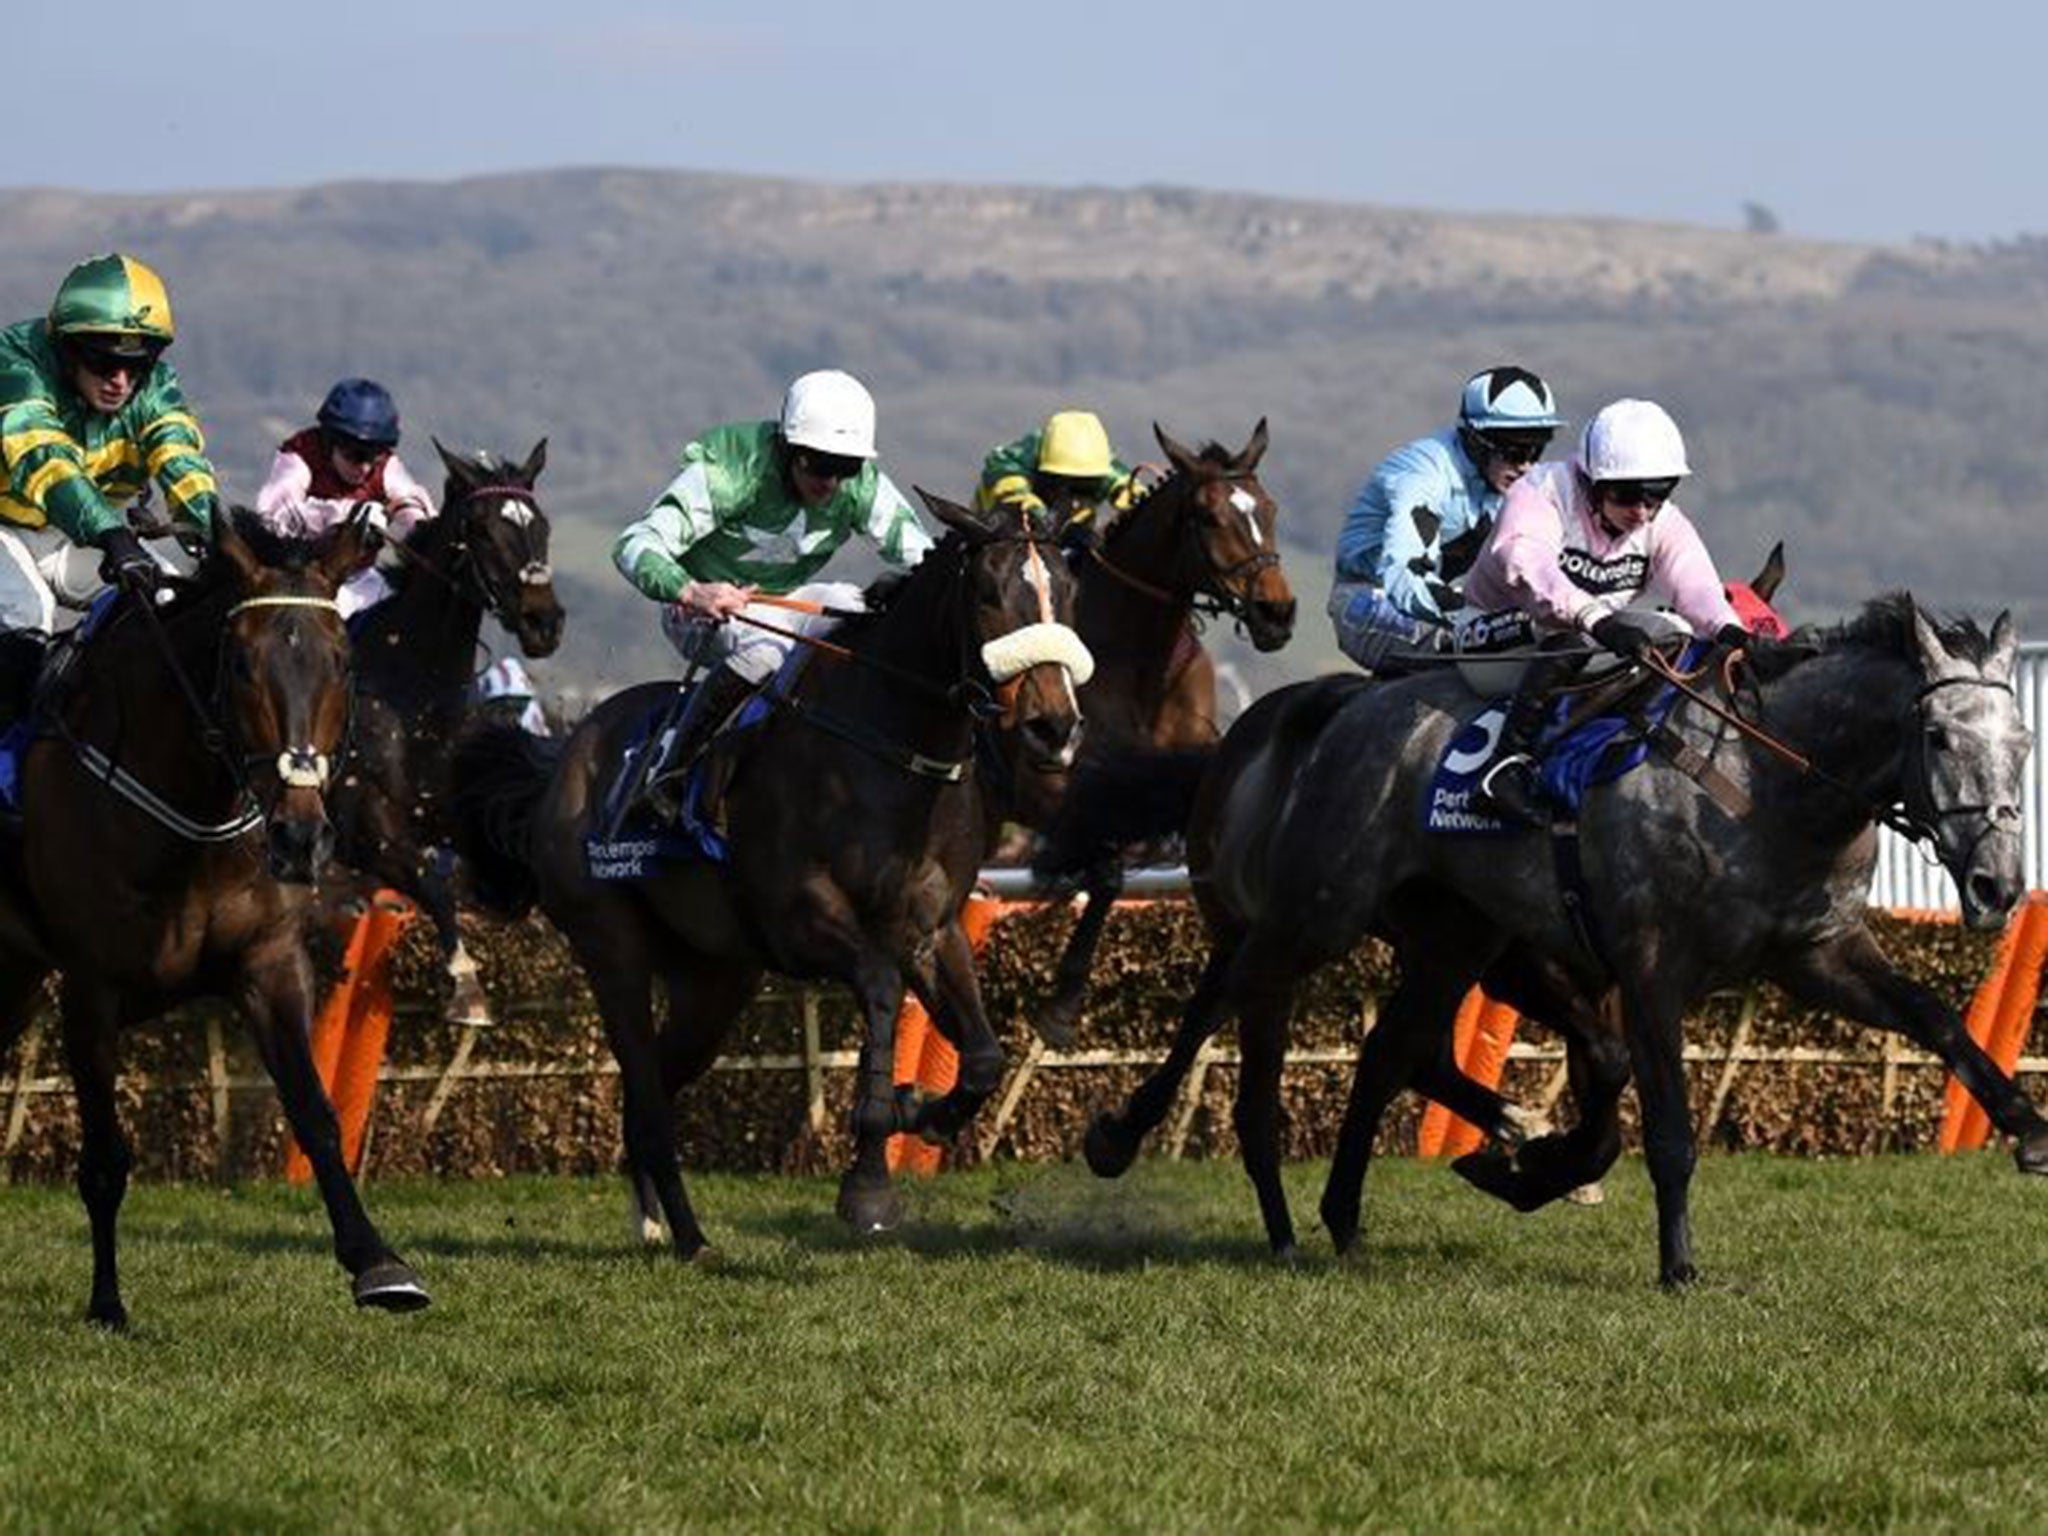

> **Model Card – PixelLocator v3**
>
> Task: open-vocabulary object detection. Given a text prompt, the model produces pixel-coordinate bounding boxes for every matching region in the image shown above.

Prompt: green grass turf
[4,1154,2048,1533]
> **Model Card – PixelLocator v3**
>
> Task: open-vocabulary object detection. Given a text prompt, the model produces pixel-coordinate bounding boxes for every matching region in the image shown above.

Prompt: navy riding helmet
[317,378,401,448]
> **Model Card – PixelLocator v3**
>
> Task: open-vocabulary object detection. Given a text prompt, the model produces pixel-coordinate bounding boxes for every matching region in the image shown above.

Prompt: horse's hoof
[678,1244,724,1271]
[1272,1241,1303,1268]
[836,1180,905,1236]
[1082,1115,1140,1179]
[1659,1263,1700,1291]
[1319,1200,1360,1256]
[1450,1147,1544,1211]
[86,1299,129,1333]
[353,1259,431,1312]
[1028,999,1080,1052]
[2016,1129,2048,1176]
[1565,1181,1607,1207]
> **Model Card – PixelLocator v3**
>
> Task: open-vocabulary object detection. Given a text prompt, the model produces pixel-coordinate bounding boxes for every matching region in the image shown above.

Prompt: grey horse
[1078,595,2037,1285]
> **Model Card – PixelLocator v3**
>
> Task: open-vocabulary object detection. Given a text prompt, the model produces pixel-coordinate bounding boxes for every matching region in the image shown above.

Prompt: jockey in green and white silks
[613,370,932,685]
[0,254,220,719]
[611,371,933,809]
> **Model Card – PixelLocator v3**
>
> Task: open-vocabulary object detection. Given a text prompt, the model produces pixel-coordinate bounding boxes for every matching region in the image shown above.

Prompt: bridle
[731,524,1080,781]
[1642,646,2019,850]
[1084,465,1282,631]
[60,587,351,843]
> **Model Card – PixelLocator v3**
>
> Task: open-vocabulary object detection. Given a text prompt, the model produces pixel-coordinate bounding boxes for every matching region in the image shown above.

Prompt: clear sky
[19,0,2039,246]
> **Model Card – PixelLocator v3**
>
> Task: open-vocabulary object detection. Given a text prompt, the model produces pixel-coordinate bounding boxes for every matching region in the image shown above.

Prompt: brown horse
[333,440,564,1024]
[1018,421,1296,1044]
[0,515,428,1326]
[451,492,1088,1254]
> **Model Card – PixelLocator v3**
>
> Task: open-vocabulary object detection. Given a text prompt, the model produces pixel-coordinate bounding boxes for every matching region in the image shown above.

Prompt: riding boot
[642,664,758,825]
[0,631,48,734]
[1473,655,1572,826]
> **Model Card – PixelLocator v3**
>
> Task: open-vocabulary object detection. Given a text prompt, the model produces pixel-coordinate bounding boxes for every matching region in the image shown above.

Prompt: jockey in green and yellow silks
[0,255,219,716]
[976,410,1153,550]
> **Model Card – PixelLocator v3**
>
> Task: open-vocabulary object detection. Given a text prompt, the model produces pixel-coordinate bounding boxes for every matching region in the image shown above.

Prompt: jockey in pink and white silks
[253,379,437,618]
[1460,398,1749,824]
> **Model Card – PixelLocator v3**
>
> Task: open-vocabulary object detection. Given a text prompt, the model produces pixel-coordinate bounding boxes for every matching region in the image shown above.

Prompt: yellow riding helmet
[48,254,177,350]
[1037,410,1114,479]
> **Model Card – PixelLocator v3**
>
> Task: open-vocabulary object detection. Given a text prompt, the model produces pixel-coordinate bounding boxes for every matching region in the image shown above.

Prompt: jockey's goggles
[70,336,163,379]
[792,447,864,483]
[326,432,389,464]
[1472,428,1553,465]
[1598,477,1680,509]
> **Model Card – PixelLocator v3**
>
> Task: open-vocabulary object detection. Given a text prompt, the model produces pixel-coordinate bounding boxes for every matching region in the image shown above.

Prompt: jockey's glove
[1589,612,1658,661]
[94,526,160,597]
[1714,622,1753,651]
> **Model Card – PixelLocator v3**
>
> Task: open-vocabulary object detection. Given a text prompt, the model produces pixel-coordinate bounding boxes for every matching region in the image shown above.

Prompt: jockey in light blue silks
[1327,365,1566,671]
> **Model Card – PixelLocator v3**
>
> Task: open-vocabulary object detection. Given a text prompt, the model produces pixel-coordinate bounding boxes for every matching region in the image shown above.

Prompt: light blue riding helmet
[1458,365,1566,433]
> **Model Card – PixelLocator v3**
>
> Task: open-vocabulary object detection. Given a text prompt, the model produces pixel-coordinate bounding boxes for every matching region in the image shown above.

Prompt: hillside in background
[3,167,2044,698]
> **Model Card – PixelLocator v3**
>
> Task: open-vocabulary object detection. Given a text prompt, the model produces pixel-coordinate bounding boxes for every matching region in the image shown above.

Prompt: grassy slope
[4,1157,2048,1532]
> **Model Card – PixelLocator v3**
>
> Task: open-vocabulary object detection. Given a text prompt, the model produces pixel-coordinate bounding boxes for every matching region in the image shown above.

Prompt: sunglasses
[331,436,387,465]
[73,342,160,380]
[1475,431,1552,465]
[793,449,863,483]
[1599,478,1679,509]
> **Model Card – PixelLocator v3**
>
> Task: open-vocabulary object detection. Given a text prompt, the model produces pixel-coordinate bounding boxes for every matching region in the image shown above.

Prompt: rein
[64,589,349,843]
[1640,646,2016,847]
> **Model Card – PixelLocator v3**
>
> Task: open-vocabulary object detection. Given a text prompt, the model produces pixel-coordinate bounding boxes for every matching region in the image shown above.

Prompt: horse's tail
[449,722,562,918]
[1032,746,1217,884]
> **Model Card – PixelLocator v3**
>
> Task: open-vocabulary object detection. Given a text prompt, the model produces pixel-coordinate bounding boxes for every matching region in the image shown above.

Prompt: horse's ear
[213,509,264,590]
[1751,541,1786,603]
[914,486,996,543]
[1910,601,1967,680]
[517,438,548,484]
[433,437,481,488]
[1153,423,1200,478]
[1987,611,2019,684]
[313,513,376,593]
[1235,417,1270,474]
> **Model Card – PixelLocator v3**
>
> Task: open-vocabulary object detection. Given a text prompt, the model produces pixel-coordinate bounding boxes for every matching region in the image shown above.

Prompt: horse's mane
[1101,442,1234,551]
[1752,591,1992,682]
[815,532,971,652]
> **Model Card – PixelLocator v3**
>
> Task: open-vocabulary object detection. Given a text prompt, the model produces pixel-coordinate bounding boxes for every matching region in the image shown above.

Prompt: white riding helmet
[780,369,878,460]
[1576,399,1691,482]
[476,656,535,702]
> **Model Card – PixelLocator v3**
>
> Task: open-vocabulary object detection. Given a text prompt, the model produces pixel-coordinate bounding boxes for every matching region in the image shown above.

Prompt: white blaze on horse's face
[1230,486,1263,546]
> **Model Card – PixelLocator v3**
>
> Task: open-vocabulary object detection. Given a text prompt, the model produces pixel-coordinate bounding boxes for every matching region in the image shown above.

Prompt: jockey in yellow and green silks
[976,410,1154,551]
[0,254,219,714]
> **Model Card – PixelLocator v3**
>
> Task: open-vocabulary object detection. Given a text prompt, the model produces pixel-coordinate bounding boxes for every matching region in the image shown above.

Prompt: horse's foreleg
[1084,936,1237,1178]
[1229,941,1302,1257]
[1031,858,1123,1049]
[1619,976,1698,1288]
[357,796,489,1027]
[904,917,1005,1144]
[239,951,428,1310]
[1320,963,1472,1256]
[56,982,131,1329]
[839,952,911,1235]
[1774,924,2048,1170]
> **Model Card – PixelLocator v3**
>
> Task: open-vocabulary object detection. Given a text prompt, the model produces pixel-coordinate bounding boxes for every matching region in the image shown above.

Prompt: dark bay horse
[1089,594,2036,1284]
[0,516,430,1325]
[334,440,563,1023]
[451,493,1088,1255]
[1017,421,1296,1044]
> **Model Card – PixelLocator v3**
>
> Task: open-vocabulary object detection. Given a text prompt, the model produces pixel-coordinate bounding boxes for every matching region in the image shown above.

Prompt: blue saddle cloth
[1424,642,1702,836]
[0,591,126,814]
[583,687,777,880]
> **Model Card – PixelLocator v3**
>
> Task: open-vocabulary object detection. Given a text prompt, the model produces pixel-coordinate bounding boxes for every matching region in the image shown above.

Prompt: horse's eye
[1925,723,1951,753]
